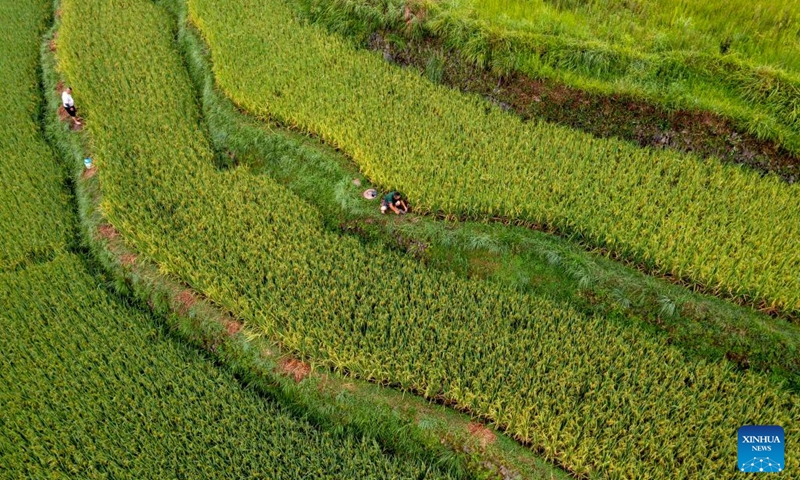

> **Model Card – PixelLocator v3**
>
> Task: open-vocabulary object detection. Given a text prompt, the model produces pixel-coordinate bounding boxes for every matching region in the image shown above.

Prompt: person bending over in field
[61,87,81,126]
[381,191,408,215]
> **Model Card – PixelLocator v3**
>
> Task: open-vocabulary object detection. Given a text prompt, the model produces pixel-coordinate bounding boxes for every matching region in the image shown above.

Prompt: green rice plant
[55,0,799,477]
[297,0,800,154]
[0,3,455,477]
[0,255,451,479]
[172,19,800,392]
[0,0,74,269]
[189,0,800,312]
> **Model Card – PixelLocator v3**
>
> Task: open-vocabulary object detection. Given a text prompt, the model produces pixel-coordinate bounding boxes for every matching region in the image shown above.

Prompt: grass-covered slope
[55,0,799,477]
[447,0,800,151]
[0,0,74,268]
[0,254,452,479]
[467,0,799,69]
[188,0,800,313]
[299,0,800,156]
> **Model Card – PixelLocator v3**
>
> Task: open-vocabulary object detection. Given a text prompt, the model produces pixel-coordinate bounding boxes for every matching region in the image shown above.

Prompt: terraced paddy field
[47,0,799,476]
[189,0,800,314]
[0,0,74,269]
[0,0,469,477]
[2,0,798,477]
[297,0,800,158]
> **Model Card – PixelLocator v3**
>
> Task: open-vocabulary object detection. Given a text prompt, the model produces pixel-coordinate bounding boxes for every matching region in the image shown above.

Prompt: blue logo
[738,425,785,473]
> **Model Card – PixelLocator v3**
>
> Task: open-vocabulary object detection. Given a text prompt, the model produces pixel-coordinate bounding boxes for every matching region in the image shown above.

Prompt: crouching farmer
[381,191,408,215]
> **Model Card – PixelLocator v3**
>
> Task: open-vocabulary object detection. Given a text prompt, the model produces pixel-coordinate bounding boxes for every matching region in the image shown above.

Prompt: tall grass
[472,0,800,71]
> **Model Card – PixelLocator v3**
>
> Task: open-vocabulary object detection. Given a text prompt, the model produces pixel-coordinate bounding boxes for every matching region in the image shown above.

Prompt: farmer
[381,191,408,215]
[61,87,81,125]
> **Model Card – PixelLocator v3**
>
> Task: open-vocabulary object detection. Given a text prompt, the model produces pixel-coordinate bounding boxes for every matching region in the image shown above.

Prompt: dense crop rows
[58,0,798,477]
[2,2,452,477]
[189,0,800,312]
[0,0,74,268]
[296,0,800,156]
[0,255,450,479]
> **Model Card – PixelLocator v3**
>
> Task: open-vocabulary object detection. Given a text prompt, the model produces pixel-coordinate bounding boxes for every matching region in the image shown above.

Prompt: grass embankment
[0,0,74,269]
[295,0,799,183]
[189,0,800,314]
[482,0,798,66]
[2,2,453,478]
[56,0,799,476]
[176,8,800,394]
[469,0,799,68]
[300,0,800,157]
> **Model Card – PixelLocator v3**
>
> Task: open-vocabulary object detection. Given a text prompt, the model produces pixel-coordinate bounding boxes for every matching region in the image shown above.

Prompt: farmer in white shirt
[61,87,81,125]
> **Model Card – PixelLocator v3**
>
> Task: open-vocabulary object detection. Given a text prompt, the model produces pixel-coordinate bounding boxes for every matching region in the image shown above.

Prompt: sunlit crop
[54,0,799,477]
[189,0,800,312]
[3,2,453,476]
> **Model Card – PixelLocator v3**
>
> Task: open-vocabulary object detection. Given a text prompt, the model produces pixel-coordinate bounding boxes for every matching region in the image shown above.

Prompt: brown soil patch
[277,357,312,383]
[725,351,751,370]
[174,289,197,315]
[96,224,119,241]
[57,105,69,122]
[120,253,137,267]
[467,422,496,449]
[81,166,97,179]
[224,319,242,336]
